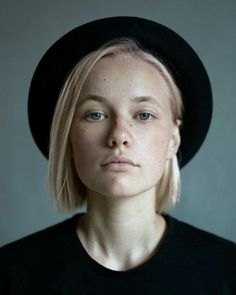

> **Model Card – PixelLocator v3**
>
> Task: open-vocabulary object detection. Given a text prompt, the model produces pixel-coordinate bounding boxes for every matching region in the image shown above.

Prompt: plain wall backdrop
[0,0,235,246]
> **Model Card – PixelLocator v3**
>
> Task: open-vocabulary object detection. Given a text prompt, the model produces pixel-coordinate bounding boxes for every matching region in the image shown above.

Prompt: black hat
[28,16,212,168]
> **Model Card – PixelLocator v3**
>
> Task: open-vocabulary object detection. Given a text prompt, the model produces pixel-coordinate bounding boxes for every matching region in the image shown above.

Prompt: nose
[106,118,133,148]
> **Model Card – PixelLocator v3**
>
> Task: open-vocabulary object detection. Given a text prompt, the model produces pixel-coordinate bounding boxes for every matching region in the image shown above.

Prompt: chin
[97,183,155,200]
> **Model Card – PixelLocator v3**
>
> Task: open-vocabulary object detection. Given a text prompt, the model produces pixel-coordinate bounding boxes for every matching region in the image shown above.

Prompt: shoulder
[1,215,74,254]
[166,214,236,286]
[0,214,80,293]
[0,214,79,273]
[169,214,236,252]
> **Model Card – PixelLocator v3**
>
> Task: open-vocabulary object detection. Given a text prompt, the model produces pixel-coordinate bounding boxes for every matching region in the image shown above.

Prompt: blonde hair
[48,38,184,213]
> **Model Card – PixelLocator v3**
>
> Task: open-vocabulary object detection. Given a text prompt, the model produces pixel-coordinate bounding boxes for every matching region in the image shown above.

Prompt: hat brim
[28,16,213,168]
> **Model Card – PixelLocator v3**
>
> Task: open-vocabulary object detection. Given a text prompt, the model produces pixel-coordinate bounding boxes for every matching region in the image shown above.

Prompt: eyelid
[85,111,156,121]
[136,112,155,121]
[85,112,107,121]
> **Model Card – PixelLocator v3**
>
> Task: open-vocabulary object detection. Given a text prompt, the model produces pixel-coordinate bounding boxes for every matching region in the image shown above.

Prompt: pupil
[141,113,149,120]
[92,113,100,120]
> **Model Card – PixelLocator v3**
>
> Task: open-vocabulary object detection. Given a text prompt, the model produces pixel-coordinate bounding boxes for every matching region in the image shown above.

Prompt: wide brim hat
[28,16,213,168]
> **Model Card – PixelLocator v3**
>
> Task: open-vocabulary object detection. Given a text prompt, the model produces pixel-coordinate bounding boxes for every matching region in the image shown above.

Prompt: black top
[0,213,235,294]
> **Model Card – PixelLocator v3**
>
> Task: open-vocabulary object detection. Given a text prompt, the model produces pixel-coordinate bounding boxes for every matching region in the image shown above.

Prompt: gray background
[1,0,235,246]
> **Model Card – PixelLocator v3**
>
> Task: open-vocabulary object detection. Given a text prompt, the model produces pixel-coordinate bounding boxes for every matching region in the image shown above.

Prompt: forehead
[81,55,170,97]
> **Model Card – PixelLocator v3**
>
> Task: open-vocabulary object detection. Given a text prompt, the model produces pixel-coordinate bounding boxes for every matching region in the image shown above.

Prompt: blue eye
[138,113,153,121]
[86,112,154,121]
[87,112,106,121]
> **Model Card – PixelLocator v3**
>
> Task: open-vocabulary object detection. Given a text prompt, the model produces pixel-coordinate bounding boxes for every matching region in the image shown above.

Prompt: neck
[76,189,167,271]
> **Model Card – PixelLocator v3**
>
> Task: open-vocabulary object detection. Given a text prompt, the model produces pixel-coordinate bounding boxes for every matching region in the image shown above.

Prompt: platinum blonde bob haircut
[48,38,184,214]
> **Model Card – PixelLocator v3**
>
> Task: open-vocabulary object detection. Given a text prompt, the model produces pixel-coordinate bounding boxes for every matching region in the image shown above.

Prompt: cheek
[70,125,101,167]
[144,127,170,162]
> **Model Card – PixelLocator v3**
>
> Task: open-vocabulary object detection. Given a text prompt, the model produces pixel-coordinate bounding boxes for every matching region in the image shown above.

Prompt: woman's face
[69,55,180,199]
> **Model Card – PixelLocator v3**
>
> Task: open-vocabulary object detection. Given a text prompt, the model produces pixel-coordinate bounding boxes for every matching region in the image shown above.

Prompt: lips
[101,155,138,166]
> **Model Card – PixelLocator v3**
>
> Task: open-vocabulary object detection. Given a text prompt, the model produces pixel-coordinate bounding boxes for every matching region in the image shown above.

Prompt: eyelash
[85,112,155,121]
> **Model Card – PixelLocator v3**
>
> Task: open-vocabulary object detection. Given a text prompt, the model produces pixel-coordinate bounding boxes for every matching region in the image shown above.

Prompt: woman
[1,16,235,294]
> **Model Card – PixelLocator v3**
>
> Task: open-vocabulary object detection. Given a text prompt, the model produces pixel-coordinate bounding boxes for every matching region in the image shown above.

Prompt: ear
[166,121,181,160]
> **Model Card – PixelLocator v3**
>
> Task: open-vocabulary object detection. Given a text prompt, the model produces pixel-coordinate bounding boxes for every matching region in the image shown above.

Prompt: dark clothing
[0,213,236,294]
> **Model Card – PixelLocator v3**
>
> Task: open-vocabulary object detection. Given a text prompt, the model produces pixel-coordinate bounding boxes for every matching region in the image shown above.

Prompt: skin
[69,54,181,271]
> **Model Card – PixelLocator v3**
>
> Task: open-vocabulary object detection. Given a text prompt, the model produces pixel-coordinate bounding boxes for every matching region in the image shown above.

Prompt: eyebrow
[77,94,164,109]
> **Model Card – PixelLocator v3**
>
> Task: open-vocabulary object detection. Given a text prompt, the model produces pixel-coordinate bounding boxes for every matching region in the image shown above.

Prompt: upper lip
[101,155,138,166]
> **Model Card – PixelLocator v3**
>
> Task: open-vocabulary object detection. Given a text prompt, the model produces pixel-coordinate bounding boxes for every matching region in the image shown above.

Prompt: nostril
[109,139,128,147]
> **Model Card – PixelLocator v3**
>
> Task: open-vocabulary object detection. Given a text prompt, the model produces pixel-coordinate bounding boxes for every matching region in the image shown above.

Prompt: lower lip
[102,163,136,170]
